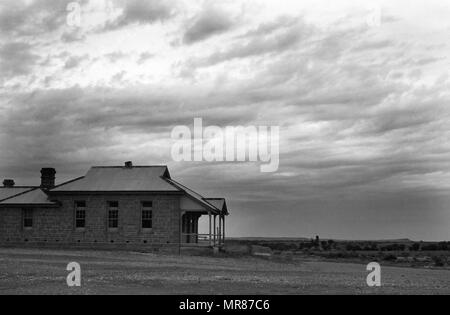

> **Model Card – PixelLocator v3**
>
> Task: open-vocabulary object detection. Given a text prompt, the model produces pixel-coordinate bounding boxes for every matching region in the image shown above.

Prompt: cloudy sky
[0,0,449,240]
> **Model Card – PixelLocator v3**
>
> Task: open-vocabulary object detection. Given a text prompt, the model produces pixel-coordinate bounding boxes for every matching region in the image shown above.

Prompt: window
[75,200,86,208]
[142,211,152,229]
[141,201,153,229]
[108,201,119,229]
[23,208,33,229]
[142,201,153,208]
[75,201,86,229]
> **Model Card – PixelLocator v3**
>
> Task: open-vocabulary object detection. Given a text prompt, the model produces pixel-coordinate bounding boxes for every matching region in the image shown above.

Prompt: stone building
[0,162,228,252]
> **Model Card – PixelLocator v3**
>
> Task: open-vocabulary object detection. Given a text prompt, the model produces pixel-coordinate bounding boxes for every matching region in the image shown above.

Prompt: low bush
[345,244,362,251]
[432,256,445,267]
[321,251,359,259]
[409,243,420,251]
[383,254,397,261]
[380,244,405,251]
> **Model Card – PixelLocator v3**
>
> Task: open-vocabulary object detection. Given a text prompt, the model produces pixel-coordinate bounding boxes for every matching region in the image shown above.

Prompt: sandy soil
[0,248,448,295]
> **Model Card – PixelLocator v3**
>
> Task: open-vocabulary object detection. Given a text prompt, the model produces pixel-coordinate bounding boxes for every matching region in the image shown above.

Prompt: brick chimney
[3,179,15,187]
[40,168,56,189]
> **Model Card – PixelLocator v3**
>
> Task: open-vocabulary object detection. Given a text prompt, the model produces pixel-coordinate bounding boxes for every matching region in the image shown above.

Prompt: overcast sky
[0,0,449,240]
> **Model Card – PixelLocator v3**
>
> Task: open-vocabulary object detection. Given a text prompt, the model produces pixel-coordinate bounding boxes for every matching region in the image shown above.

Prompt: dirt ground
[0,247,448,295]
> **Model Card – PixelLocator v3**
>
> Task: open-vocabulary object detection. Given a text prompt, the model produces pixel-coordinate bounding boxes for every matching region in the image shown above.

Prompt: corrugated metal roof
[165,178,228,215]
[204,198,225,210]
[0,187,35,201]
[204,198,228,215]
[165,178,217,211]
[50,166,180,192]
[0,188,57,206]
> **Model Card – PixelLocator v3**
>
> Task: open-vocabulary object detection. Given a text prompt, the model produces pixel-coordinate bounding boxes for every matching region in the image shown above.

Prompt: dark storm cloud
[179,15,316,74]
[183,8,235,44]
[176,124,450,205]
[0,84,270,185]
[237,16,299,39]
[0,1,76,80]
[102,0,176,31]
[0,3,26,33]
[137,52,154,64]
[353,39,394,51]
[0,0,72,37]
[198,18,315,66]
[103,51,127,63]
[0,85,260,171]
[171,78,448,206]
[64,54,89,69]
[309,28,361,61]
[61,29,86,43]
[177,26,450,207]
[0,42,40,79]
[410,57,445,66]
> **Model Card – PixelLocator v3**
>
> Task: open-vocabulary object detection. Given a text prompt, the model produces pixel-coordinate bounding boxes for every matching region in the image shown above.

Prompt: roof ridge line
[165,178,201,195]
[0,186,37,189]
[166,178,222,212]
[0,187,40,202]
[160,177,183,192]
[91,165,168,168]
[49,176,85,190]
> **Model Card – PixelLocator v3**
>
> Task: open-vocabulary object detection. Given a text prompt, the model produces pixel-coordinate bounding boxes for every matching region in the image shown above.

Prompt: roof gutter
[47,190,184,196]
[0,203,60,208]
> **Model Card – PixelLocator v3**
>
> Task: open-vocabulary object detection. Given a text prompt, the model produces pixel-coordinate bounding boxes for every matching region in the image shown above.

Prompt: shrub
[409,243,420,251]
[322,251,358,259]
[346,244,362,251]
[383,254,397,261]
[298,242,314,250]
[422,244,439,251]
[380,244,406,251]
[432,256,445,267]
[363,243,378,251]
[437,242,450,251]
[321,241,331,251]
[265,242,298,251]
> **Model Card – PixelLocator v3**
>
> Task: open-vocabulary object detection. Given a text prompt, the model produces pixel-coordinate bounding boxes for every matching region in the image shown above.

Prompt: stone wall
[0,194,182,250]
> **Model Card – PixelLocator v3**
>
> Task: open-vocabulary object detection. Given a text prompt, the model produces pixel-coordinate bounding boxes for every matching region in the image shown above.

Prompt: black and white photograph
[0,0,449,299]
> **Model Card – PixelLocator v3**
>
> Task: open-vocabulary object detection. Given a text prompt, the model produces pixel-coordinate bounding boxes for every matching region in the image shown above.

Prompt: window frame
[23,208,33,229]
[74,201,86,230]
[107,201,119,230]
[141,201,153,230]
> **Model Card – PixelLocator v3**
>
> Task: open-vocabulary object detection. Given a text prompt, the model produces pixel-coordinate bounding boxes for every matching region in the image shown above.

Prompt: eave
[47,190,184,196]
